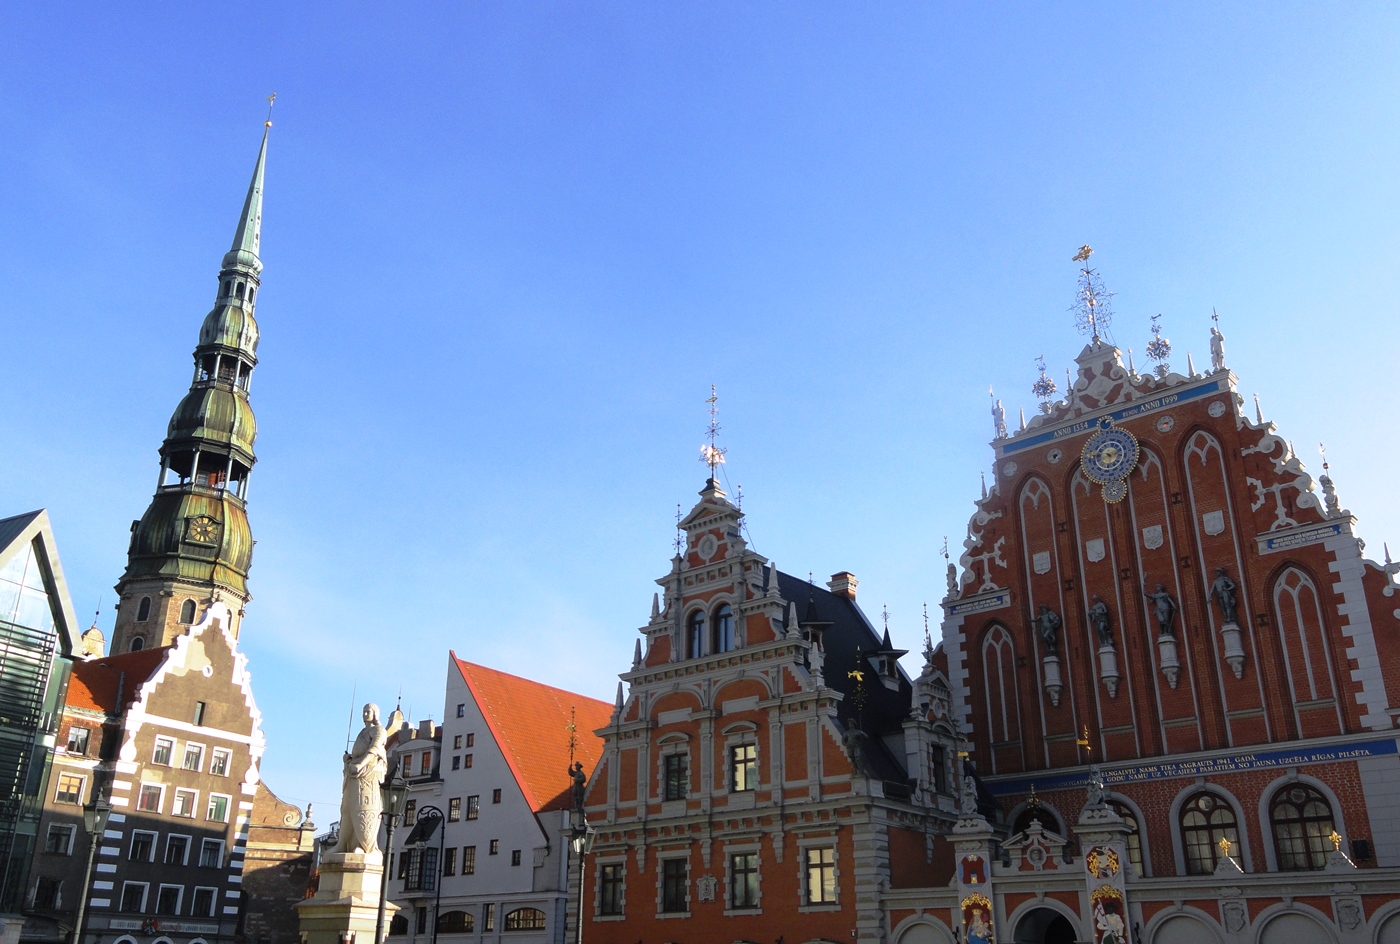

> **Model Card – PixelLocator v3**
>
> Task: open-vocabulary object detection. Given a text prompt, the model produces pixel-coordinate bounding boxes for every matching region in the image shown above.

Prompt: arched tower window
[1270,784,1335,871]
[686,611,704,660]
[1180,792,1239,875]
[136,597,152,622]
[1273,567,1338,708]
[129,636,145,652]
[711,604,734,653]
[179,599,197,624]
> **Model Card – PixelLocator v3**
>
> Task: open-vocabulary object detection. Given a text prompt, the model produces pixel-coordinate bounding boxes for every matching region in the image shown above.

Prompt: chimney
[828,572,858,600]
[418,719,435,739]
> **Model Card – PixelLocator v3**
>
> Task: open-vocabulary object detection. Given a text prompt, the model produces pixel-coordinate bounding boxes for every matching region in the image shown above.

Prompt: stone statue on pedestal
[1210,325,1226,372]
[1036,605,1062,655]
[1209,567,1239,624]
[333,703,389,855]
[569,761,588,812]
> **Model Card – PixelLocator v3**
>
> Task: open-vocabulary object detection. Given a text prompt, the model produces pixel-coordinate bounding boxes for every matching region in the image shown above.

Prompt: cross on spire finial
[700,384,727,476]
[265,92,276,127]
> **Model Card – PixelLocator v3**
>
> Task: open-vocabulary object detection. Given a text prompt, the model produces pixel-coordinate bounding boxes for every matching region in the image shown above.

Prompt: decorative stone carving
[1141,525,1163,550]
[1086,538,1106,562]
[1202,510,1226,536]
[1221,900,1247,933]
[332,703,389,855]
[1033,550,1051,574]
[1210,325,1226,372]
[696,873,718,902]
[1088,595,1113,647]
[1042,654,1063,707]
[1156,634,1180,688]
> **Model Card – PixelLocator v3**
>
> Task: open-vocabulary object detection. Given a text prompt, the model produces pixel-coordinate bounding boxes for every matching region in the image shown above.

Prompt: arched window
[129,636,145,652]
[1010,801,1062,836]
[1180,792,1239,875]
[435,911,474,934]
[503,907,546,931]
[388,914,408,936]
[711,604,734,653]
[179,599,197,624]
[235,282,245,299]
[136,597,152,622]
[1270,784,1335,871]
[686,611,705,659]
[1107,801,1144,876]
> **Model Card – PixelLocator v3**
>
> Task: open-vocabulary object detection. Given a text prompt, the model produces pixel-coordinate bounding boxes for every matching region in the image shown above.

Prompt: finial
[699,384,727,477]
[736,482,743,513]
[1145,314,1172,378]
[1126,347,1135,373]
[673,503,683,556]
[651,592,660,619]
[265,91,277,127]
[980,471,987,499]
[881,604,890,633]
[1253,393,1264,424]
[922,603,934,662]
[1069,245,1114,343]
[1330,829,1342,852]
[1018,405,1026,431]
[566,706,579,768]
[1219,836,1232,858]
[1186,351,1196,377]
[1031,355,1058,413]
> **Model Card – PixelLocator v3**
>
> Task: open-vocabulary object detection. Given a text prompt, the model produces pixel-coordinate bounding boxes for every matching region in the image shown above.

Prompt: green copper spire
[223,122,268,272]
[110,121,272,654]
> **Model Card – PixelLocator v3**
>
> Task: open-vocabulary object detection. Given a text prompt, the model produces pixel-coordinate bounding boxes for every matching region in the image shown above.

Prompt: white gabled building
[386,654,610,944]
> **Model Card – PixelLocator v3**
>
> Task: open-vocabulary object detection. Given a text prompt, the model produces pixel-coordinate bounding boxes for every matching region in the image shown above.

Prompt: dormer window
[686,611,704,659]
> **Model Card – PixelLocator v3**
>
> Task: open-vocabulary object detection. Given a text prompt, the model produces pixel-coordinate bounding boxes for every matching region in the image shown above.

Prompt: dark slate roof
[776,571,914,785]
[0,511,43,558]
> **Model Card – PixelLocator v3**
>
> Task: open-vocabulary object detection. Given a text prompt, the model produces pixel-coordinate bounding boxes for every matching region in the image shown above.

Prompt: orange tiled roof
[451,654,613,814]
[66,647,170,714]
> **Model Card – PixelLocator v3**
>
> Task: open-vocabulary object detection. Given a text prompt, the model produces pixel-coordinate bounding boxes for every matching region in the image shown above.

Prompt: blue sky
[2,4,1397,814]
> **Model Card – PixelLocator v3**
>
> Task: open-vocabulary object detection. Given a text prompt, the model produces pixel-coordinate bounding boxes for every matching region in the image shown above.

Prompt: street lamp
[373,769,410,944]
[569,812,595,944]
[407,806,446,944]
[72,794,112,944]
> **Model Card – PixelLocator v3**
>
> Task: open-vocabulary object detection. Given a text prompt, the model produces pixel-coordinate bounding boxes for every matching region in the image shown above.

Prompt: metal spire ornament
[1070,245,1115,343]
[1145,313,1173,378]
[699,384,727,477]
[1031,355,1058,414]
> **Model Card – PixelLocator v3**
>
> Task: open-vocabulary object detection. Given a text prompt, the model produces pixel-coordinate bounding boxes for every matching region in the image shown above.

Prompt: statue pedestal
[296,852,398,944]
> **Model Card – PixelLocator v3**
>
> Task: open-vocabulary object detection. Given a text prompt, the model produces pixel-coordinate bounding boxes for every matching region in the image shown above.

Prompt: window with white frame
[660,858,688,913]
[728,851,759,909]
[130,830,156,862]
[598,861,624,915]
[165,835,191,866]
[136,783,163,812]
[119,881,148,913]
[662,751,688,801]
[206,794,230,823]
[155,884,183,915]
[198,839,224,868]
[729,743,757,792]
[172,788,198,818]
[152,737,174,766]
[54,773,84,805]
[191,887,217,917]
[210,748,231,777]
[803,846,836,904]
[44,824,75,855]
[182,743,205,771]
[66,727,91,755]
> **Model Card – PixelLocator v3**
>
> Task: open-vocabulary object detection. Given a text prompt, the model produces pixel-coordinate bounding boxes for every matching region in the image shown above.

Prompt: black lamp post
[72,794,112,944]
[569,811,595,944]
[373,770,410,944]
[410,806,446,944]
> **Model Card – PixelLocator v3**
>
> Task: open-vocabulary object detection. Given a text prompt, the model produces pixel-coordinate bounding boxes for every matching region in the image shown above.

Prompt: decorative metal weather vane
[700,384,727,477]
[673,503,684,555]
[1145,313,1173,378]
[1031,355,1058,413]
[265,92,277,127]
[1070,245,1114,343]
[566,705,578,768]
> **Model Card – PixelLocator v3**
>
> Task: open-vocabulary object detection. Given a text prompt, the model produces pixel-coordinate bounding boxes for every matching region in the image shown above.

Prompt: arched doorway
[1014,907,1078,944]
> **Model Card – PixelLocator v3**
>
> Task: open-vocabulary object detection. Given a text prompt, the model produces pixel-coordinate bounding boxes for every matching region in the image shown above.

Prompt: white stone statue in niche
[333,703,391,855]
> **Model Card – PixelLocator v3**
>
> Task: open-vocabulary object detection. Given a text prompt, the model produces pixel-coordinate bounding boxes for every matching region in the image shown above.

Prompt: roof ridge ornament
[1070,245,1114,345]
[1031,355,1058,414]
[699,383,727,480]
[1145,313,1172,378]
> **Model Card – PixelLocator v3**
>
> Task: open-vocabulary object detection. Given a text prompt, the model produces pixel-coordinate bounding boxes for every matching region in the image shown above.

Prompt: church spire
[109,120,272,655]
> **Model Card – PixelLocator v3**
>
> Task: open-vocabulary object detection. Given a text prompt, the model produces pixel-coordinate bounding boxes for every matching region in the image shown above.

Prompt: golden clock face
[186,516,219,544]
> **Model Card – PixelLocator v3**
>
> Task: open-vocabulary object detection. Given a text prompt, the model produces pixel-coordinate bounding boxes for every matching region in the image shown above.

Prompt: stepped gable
[452,655,613,813]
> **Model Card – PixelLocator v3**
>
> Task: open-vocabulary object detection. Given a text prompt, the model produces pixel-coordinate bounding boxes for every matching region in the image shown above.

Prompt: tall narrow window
[1180,793,1239,875]
[1270,785,1335,871]
[179,599,197,623]
[448,798,461,822]
[661,859,688,913]
[443,847,456,876]
[663,753,688,801]
[687,611,705,659]
[1107,801,1144,876]
[729,743,756,792]
[462,846,476,875]
[728,852,758,909]
[136,597,152,622]
[598,863,624,915]
[193,702,206,726]
[712,604,734,653]
[805,846,836,903]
